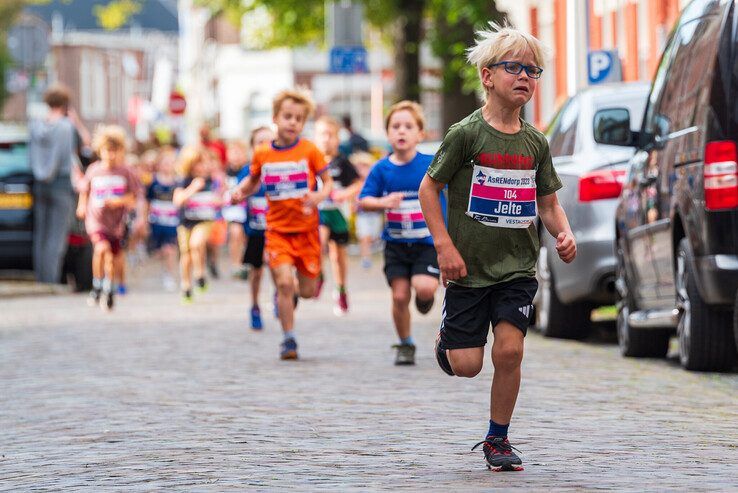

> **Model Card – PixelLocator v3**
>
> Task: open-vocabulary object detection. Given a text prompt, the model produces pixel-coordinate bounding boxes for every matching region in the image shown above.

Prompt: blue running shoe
[280,337,298,360]
[117,284,127,295]
[251,306,263,330]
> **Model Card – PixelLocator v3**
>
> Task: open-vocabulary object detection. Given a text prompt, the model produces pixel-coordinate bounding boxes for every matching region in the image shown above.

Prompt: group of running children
[75,24,577,472]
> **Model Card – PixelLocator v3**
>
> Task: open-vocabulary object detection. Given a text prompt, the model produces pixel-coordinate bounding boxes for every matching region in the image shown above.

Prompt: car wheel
[676,238,737,371]
[535,245,592,339]
[615,244,670,357]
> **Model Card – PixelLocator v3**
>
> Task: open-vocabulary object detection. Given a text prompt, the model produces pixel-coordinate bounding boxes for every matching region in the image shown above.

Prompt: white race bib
[248,196,268,231]
[149,199,179,227]
[184,191,219,221]
[466,165,536,228]
[90,175,126,207]
[262,160,309,201]
[385,198,430,240]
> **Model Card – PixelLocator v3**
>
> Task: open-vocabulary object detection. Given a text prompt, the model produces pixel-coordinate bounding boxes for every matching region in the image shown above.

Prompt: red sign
[169,91,186,115]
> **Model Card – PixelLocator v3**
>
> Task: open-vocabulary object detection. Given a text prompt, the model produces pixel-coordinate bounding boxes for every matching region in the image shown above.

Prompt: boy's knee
[492,343,524,369]
[392,290,411,306]
[453,362,483,378]
[297,283,315,298]
[275,278,294,294]
[415,286,435,301]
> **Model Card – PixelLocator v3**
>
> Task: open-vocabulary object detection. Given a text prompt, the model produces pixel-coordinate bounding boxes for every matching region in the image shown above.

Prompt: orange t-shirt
[250,138,327,233]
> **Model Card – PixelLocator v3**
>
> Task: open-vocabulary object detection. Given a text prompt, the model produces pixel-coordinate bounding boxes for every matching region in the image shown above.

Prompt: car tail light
[578,169,627,202]
[704,140,738,210]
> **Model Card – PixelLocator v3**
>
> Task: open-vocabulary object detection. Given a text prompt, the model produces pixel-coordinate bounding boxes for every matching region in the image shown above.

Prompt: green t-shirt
[427,109,562,288]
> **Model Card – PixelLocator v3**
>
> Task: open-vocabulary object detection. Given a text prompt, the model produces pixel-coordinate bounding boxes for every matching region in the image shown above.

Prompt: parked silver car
[535,82,650,339]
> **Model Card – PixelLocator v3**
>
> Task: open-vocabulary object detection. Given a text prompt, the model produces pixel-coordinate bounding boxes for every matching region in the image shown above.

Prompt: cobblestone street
[1,257,737,491]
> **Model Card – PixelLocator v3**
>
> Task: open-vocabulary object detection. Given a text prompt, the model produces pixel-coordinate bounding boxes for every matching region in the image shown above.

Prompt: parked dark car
[535,82,649,339]
[0,125,92,289]
[0,127,33,270]
[614,0,738,371]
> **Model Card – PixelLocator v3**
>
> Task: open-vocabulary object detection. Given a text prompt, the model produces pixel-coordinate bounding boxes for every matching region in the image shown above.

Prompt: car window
[546,97,579,158]
[642,29,681,143]
[0,142,30,179]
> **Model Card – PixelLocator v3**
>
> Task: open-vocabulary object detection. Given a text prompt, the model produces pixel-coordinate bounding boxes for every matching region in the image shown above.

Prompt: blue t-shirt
[146,177,179,231]
[237,165,268,236]
[359,152,445,245]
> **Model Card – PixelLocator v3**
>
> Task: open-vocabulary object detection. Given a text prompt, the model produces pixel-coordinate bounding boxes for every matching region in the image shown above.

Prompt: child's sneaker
[251,306,263,330]
[181,289,193,305]
[195,277,207,293]
[392,343,416,365]
[333,290,348,316]
[100,291,114,311]
[435,333,454,376]
[361,257,372,269]
[471,437,524,472]
[280,337,298,360]
[415,295,434,314]
[87,288,101,307]
[162,275,177,292]
[117,284,127,296]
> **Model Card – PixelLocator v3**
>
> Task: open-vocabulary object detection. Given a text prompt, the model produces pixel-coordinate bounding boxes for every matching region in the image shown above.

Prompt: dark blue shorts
[149,224,178,251]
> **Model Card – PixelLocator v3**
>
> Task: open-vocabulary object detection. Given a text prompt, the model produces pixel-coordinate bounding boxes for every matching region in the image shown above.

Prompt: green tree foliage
[94,0,142,31]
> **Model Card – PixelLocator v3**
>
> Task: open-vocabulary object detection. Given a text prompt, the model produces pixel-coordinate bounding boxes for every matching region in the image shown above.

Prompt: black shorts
[243,233,265,268]
[383,241,440,285]
[327,229,349,245]
[439,278,538,349]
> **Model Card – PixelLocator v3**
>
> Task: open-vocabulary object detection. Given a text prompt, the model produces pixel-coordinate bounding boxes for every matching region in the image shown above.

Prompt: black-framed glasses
[489,61,543,79]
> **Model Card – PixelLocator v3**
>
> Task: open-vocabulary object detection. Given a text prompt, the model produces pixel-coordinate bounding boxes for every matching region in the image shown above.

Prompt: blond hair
[92,125,127,154]
[385,100,426,131]
[249,125,273,147]
[315,115,341,132]
[177,145,208,178]
[466,22,546,81]
[272,88,316,118]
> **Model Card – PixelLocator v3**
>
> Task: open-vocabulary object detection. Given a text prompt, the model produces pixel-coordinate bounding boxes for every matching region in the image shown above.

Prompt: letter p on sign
[588,51,612,84]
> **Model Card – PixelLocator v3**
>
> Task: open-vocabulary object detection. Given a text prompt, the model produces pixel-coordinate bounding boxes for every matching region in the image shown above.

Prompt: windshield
[0,142,30,179]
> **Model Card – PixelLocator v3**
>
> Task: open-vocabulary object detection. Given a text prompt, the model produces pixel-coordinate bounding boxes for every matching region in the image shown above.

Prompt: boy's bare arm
[305,170,333,208]
[76,191,88,219]
[537,192,576,263]
[359,192,403,211]
[231,175,260,203]
[419,174,467,285]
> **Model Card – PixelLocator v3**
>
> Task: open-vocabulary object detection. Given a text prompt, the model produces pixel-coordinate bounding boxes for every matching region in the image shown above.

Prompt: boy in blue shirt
[359,101,446,365]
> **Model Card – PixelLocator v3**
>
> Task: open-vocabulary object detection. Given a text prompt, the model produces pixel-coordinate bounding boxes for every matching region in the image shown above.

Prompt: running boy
[76,125,139,311]
[315,116,362,316]
[232,90,333,360]
[174,146,224,303]
[418,24,576,471]
[238,126,274,330]
[145,146,179,291]
[223,140,249,278]
[358,101,444,366]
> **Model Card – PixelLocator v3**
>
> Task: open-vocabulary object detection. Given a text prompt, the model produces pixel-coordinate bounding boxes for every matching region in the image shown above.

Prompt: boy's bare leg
[180,252,192,290]
[91,242,105,280]
[328,241,347,287]
[272,264,297,334]
[227,223,244,271]
[390,278,412,340]
[319,225,330,255]
[410,273,438,303]
[447,347,485,378]
[250,267,263,307]
[163,244,178,278]
[190,227,210,281]
[296,271,318,299]
[490,321,525,425]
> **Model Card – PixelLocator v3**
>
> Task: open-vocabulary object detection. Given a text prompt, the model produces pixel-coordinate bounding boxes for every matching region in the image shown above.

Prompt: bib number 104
[504,189,517,199]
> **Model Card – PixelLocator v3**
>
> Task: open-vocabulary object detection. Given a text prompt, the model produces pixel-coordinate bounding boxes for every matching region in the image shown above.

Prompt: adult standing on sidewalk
[29,84,76,283]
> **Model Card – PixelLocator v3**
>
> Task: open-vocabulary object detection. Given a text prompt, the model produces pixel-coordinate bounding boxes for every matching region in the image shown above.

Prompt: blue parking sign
[588,50,622,84]
[329,46,369,74]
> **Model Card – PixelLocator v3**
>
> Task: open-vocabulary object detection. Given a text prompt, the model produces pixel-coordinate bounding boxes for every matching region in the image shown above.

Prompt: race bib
[385,198,430,240]
[262,160,309,201]
[466,165,536,228]
[149,199,179,227]
[221,204,247,223]
[184,191,219,221]
[248,196,268,231]
[90,175,126,207]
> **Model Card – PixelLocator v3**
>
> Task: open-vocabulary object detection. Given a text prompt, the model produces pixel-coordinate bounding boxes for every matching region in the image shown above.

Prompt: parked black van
[613,0,738,371]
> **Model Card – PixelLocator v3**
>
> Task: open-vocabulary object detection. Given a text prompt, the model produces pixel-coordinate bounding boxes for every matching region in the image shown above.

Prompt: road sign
[329,46,368,74]
[588,50,622,84]
[169,91,187,115]
[7,22,49,70]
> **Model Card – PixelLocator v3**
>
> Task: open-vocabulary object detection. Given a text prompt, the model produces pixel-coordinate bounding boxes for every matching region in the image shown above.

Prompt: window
[546,96,579,157]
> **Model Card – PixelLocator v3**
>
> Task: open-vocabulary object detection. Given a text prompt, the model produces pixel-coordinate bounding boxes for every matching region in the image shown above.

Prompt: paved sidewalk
[1,257,737,491]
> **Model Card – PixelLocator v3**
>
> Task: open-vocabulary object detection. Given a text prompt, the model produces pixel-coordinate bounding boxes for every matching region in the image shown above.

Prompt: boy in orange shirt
[232,89,333,360]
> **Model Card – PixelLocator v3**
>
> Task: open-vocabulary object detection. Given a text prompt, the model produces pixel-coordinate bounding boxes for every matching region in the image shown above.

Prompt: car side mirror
[593,108,633,146]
